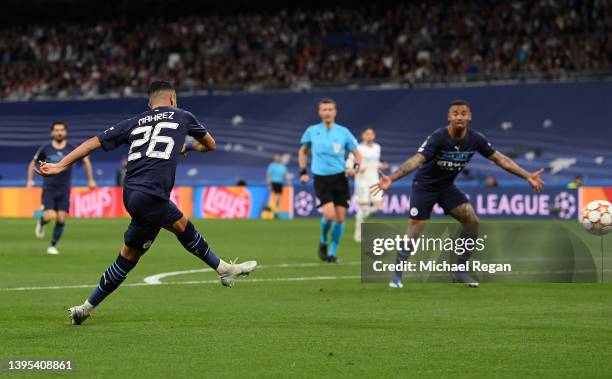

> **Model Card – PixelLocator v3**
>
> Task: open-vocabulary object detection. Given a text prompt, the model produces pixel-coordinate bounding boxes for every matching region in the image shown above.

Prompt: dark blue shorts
[409,183,469,220]
[42,189,70,212]
[122,189,184,251]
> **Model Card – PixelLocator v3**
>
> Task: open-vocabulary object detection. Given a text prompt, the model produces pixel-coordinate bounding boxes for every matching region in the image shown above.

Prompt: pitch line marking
[143,261,360,285]
[0,275,361,292]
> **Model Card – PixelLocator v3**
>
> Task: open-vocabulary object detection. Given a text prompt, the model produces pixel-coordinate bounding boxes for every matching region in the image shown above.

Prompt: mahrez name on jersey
[138,111,175,125]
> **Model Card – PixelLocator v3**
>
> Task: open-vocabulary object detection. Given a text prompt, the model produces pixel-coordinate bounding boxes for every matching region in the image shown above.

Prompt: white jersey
[347,142,382,184]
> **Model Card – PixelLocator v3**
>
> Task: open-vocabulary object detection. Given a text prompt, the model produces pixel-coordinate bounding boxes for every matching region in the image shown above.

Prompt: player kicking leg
[34,80,257,324]
[67,191,256,325]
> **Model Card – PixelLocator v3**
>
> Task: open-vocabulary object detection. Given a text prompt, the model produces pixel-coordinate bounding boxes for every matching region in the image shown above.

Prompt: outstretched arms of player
[488,151,544,192]
[35,137,101,177]
[181,133,216,155]
[82,156,97,189]
[26,161,36,188]
[371,153,426,196]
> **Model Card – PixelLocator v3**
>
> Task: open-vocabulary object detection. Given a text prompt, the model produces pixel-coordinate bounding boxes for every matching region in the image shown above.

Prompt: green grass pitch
[1,218,611,378]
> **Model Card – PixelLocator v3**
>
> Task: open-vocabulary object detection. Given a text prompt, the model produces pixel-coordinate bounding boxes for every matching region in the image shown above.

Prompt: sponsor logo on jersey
[435,150,476,171]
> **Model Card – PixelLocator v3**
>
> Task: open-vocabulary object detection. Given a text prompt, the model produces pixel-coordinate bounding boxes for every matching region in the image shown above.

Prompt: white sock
[82,300,95,313]
[216,259,230,274]
[356,209,364,224]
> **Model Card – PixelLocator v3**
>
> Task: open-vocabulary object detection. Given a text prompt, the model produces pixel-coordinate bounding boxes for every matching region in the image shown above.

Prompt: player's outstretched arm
[26,160,36,188]
[82,156,97,189]
[488,151,544,192]
[182,133,216,155]
[370,153,425,196]
[35,137,101,177]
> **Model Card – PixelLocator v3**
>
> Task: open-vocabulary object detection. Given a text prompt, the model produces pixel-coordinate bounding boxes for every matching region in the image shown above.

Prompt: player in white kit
[347,127,388,242]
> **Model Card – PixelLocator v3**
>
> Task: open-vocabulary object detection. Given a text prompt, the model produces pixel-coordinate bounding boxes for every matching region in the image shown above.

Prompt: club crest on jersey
[333,143,341,154]
[417,136,430,153]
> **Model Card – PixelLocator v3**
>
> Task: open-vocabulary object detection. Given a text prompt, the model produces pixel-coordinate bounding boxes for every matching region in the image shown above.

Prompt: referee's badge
[333,143,341,154]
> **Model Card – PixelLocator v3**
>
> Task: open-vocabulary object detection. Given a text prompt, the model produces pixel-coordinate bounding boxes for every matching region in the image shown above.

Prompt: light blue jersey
[267,162,287,183]
[300,123,358,176]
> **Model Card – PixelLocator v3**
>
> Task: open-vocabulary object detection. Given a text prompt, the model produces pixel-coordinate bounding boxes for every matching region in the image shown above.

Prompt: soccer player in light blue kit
[266,153,289,212]
[298,98,362,262]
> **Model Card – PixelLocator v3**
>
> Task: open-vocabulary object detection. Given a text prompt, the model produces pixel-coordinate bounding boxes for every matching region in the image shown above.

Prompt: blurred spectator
[266,153,289,211]
[486,175,498,188]
[0,1,610,100]
[567,175,583,189]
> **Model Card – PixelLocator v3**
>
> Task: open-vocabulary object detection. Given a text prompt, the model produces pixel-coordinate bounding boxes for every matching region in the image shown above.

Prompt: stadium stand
[0,1,610,100]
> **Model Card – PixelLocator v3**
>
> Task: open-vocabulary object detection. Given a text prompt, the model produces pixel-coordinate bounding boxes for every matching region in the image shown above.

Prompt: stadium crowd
[1,1,610,99]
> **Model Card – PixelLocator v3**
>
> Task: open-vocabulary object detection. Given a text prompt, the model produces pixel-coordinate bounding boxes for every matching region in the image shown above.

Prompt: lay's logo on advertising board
[201,187,251,219]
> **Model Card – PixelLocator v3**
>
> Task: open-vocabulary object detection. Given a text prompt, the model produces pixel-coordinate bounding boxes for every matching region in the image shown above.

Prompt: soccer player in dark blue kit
[371,100,544,288]
[27,121,97,255]
[36,81,257,324]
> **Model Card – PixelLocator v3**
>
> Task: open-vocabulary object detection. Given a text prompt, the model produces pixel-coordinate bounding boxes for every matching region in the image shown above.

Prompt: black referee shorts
[271,182,284,195]
[313,173,350,208]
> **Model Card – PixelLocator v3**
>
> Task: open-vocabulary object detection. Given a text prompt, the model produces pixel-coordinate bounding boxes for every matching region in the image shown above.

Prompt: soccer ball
[580,200,612,236]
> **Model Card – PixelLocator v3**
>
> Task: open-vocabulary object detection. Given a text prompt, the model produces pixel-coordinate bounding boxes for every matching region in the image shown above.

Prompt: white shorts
[355,181,383,204]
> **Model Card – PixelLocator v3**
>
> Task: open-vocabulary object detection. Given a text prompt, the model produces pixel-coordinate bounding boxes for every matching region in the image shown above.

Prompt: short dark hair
[363,127,375,133]
[50,121,66,131]
[319,98,336,106]
[148,80,175,97]
[449,99,471,109]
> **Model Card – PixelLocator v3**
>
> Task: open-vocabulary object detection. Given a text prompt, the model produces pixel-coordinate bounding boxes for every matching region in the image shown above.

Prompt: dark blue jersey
[33,142,76,193]
[413,127,496,190]
[97,107,207,200]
